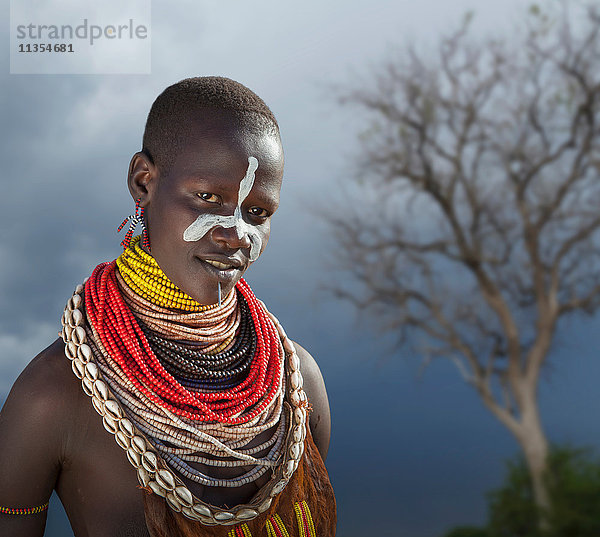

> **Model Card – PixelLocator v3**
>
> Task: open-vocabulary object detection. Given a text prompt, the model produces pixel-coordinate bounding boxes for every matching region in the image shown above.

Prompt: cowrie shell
[137,467,150,487]
[289,443,302,460]
[65,342,77,360]
[72,309,84,326]
[81,377,94,396]
[131,435,147,455]
[258,497,272,513]
[77,344,92,363]
[149,481,166,497]
[294,408,305,425]
[119,417,135,438]
[155,469,175,491]
[270,480,287,496]
[166,492,182,512]
[142,451,158,472]
[72,326,86,345]
[128,448,142,468]
[72,358,85,379]
[180,506,199,520]
[236,508,258,520]
[91,397,105,416]
[115,430,130,450]
[192,504,211,517]
[93,379,109,401]
[214,511,234,521]
[84,362,99,381]
[174,486,193,507]
[104,400,122,420]
[289,371,303,390]
[103,415,118,435]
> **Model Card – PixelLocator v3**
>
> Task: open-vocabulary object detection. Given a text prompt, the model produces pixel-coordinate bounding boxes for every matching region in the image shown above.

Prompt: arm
[0,340,71,537]
[292,341,331,461]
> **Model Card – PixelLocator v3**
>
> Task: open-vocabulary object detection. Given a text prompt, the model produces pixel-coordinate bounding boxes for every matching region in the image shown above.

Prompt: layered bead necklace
[83,236,287,488]
[116,236,214,312]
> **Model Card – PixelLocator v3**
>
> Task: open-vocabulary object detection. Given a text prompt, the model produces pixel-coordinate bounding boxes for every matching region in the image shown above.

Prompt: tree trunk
[517,398,552,533]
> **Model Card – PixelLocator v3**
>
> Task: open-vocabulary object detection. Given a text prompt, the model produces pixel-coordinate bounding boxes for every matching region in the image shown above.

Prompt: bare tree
[330,2,600,529]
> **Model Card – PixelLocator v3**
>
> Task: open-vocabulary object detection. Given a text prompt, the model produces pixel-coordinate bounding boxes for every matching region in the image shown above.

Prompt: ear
[127,151,159,206]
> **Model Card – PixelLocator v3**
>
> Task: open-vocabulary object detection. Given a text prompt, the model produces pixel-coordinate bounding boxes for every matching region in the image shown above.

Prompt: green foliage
[546,447,600,537]
[444,526,489,537]
[443,446,600,537]
[487,446,600,537]
[486,454,539,537]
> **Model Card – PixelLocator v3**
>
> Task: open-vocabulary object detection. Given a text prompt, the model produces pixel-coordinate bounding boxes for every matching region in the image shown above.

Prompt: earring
[117,198,150,250]
[140,206,150,251]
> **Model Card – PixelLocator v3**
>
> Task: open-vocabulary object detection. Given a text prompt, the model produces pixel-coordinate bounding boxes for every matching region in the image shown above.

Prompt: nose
[210,224,251,251]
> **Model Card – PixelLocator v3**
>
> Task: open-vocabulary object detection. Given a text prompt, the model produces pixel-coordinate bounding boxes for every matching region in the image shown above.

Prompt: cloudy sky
[2,1,600,536]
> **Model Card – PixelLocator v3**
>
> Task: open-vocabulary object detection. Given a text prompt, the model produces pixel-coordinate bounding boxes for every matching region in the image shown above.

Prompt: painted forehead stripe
[238,157,258,203]
[183,157,263,262]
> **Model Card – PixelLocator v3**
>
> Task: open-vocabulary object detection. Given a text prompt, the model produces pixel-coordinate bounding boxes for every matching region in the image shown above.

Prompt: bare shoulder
[3,338,80,415]
[0,338,81,459]
[0,338,81,523]
[291,340,331,461]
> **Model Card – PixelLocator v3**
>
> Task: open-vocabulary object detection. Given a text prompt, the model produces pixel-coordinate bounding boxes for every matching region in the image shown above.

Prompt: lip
[200,255,244,269]
[195,255,245,283]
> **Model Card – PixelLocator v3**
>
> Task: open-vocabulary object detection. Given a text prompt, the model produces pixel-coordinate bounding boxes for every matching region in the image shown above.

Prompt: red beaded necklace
[84,260,283,424]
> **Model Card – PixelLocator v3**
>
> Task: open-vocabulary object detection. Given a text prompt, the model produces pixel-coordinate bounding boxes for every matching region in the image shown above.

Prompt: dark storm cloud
[0,76,137,335]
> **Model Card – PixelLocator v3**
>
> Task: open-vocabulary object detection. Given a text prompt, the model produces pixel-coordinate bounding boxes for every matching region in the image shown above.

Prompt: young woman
[0,76,336,537]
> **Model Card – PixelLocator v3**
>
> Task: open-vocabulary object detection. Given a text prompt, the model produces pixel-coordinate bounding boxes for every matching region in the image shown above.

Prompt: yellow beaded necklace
[116,235,216,312]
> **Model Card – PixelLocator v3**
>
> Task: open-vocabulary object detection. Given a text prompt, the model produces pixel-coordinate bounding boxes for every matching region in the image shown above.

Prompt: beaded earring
[117,198,150,250]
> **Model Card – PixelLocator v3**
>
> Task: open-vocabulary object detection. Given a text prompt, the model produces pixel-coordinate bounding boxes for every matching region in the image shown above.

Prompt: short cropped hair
[142,76,280,174]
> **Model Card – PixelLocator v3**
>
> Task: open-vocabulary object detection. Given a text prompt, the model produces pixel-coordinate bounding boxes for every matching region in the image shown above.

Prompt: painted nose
[210,224,252,250]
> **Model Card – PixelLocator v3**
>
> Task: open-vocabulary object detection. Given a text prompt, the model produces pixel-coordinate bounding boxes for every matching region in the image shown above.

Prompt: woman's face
[139,113,284,305]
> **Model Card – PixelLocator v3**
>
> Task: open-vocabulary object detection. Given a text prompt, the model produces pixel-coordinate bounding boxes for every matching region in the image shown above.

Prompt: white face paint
[183,156,263,261]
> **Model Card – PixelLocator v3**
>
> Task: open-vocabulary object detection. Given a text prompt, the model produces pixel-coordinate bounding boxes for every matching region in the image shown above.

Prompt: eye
[198,193,219,203]
[248,207,270,218]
